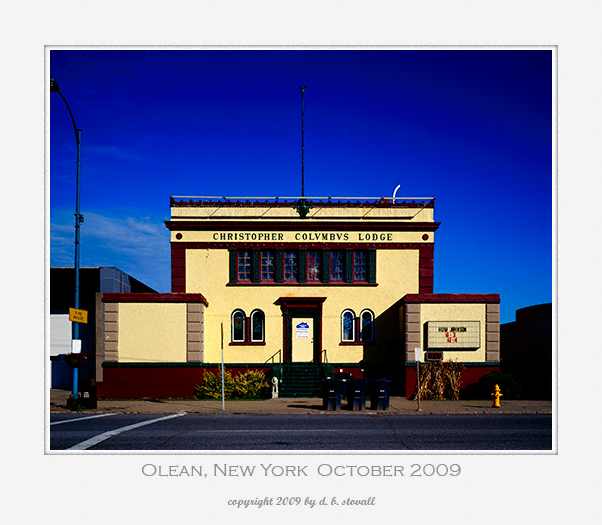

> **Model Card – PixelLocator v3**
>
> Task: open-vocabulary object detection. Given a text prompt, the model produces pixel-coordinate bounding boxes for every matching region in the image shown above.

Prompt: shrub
[232,370,270,399]
[413,359,465,400]
[194,369,269,400]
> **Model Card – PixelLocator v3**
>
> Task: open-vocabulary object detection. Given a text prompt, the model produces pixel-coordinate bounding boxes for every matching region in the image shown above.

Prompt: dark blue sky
[50,49,553,323]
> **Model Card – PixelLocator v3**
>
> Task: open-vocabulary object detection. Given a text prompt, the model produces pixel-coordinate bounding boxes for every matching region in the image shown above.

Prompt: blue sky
[49,49,553,324]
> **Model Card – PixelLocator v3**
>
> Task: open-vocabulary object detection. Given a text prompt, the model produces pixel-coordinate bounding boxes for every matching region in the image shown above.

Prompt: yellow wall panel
[185,248,420,364]
[420,303,487,362]
[118,303,187,363]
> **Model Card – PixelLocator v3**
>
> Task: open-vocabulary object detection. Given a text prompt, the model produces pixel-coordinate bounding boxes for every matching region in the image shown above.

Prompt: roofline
[171,196,435,208]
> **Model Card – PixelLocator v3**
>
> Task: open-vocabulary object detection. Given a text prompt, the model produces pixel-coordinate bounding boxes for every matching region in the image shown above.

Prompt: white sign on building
[426,321,481,349]
[296,322,310,338]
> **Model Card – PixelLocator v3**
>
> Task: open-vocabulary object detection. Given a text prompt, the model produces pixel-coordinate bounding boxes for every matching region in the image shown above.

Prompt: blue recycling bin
[346,379,368,411]
[322,378,341,411]
[370,379,392,410]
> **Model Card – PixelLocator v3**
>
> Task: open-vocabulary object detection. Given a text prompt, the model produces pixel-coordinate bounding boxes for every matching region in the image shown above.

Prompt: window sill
[229,342,266,346]
[339,342,365,346]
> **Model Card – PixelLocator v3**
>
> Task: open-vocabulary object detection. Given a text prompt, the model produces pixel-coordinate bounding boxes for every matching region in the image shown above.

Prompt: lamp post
[50,78,84,402]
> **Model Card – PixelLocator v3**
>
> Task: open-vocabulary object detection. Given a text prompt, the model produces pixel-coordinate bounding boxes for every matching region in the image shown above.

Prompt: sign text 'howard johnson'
[427,321,481,349]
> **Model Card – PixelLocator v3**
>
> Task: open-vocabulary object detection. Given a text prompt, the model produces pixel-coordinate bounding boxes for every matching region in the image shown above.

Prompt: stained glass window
[360,309,374,342]
[353,251,367,281]
[330,251,344,281]
[341,309,355,342]
[261,251,275,281]
[251,310,264,342]
[307,251,321,281]
[237,251,251,281]
[284,251,298,281]
[232,310,245,342]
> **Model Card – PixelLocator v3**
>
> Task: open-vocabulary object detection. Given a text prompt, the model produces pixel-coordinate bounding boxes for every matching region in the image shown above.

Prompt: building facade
[501,303,552,400]
[97,196,500,399]
[50,266,157,388]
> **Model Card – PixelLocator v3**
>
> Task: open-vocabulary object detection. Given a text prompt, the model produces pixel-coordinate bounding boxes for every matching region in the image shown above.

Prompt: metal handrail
[313,349,328,364]
[264,349,282,366]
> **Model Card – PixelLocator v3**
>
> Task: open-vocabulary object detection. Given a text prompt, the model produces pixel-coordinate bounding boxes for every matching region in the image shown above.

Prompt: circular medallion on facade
[176,233,183,240]
[422,234,429,240]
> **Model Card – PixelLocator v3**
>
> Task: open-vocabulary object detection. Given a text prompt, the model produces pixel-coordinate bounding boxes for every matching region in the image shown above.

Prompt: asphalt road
[49,413,553,451]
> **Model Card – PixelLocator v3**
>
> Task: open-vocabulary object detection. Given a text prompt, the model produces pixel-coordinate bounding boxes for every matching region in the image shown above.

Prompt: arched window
[360,309,374,342]
[231,309,246,342]
[341,309,356,342]
[250,309,265,343]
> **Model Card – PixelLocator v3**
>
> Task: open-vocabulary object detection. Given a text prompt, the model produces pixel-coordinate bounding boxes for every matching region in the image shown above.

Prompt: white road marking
[67,412,187,450]
[50,413,117,426]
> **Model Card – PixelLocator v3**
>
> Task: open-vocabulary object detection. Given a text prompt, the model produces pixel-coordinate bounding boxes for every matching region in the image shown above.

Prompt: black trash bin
[346,379,368,411]
[81,379,97,409]
[322,378,341,411]
[370,379,391,410]
[335,373,353,400]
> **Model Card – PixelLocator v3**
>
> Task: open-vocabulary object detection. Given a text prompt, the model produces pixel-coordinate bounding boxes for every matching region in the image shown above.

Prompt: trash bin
[335,373,353,400]
[322,378,341,411]
[370,379,391,410]
[346,379,368,411]
[81,379,97,409]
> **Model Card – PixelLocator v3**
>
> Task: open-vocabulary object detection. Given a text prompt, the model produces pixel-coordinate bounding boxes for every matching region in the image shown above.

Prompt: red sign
[426,351,443,361]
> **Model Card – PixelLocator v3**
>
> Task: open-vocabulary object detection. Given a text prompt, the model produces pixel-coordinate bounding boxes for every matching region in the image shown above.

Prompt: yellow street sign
[69,307,88,324]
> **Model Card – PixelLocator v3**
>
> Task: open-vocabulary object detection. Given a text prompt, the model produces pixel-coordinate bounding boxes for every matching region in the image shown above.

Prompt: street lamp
[50,78,84,403]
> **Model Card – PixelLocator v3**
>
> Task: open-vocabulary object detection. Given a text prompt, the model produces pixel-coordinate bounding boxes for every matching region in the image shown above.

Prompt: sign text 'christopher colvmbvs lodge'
[205,231,410,243]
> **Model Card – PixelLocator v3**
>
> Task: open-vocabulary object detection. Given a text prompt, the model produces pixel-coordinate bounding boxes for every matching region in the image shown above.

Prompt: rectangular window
[284,251,298,281]
[237,251,251,281]
[353,251,367,281]
[330,251,344,281]
[307,251,321,281]
[261,251,275,281]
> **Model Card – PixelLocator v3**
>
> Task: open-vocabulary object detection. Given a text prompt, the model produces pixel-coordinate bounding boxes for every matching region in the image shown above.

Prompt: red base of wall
[97,363,496,400]
[97,365,272,399]
[405,364,500,399]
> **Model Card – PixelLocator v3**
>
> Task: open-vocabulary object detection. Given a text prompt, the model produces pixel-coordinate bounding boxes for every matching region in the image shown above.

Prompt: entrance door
[292,317,314,362]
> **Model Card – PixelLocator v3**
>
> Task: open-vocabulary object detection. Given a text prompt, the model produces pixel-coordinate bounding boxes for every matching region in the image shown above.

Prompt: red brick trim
[401,293,500,304]
[419,245,434,294]
[102,292,208,306]
[165,220,440,232]
[171,244,186,292]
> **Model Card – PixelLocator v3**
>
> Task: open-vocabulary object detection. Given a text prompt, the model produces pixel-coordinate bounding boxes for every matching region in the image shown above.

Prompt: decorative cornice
[170,196,435,209]
[102,292,208,306]
[401,293,500,304]
[276,297,327,307]
[165,220,440,232]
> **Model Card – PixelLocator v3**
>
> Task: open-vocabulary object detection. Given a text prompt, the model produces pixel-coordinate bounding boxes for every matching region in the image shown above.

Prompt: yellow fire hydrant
[491,384,503,408]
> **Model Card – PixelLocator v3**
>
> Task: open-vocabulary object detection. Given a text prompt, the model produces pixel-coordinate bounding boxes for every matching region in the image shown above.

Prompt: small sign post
[221,323,225,411]
[415,347,422,412]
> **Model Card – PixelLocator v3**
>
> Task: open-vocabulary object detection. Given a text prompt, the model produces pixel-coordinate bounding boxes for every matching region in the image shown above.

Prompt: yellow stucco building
[98,196,499,399]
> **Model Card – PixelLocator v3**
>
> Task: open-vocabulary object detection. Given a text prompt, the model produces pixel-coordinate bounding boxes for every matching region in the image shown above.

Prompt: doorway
[292,317,314,362]
[277,297,326,363]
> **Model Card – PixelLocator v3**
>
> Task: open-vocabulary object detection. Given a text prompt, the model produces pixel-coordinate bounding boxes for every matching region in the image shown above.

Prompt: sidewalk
[50,389,552,415]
